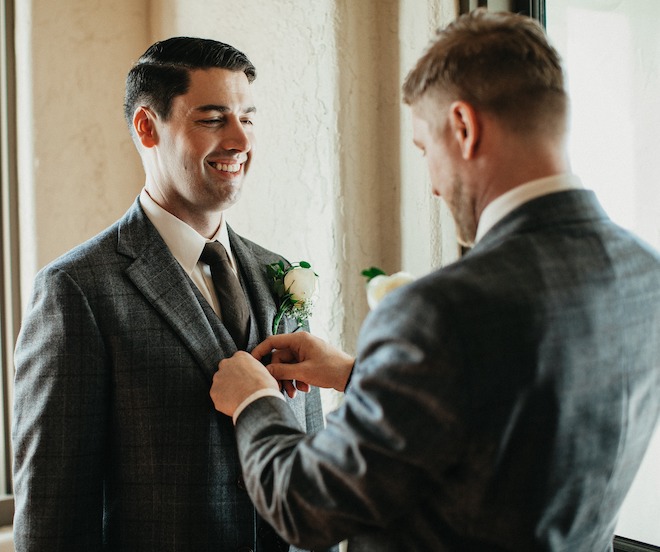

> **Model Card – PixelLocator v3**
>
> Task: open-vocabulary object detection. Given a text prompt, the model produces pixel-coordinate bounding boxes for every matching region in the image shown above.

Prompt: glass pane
[547,0,660,251]
[547,1,660,547]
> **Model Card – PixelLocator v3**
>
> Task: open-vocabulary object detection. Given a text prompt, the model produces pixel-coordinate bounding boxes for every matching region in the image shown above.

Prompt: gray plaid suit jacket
[233,190,660,551]
[12,198,329,551]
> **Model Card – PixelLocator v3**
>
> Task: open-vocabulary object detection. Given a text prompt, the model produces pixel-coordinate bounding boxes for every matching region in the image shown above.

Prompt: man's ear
[133,106,158,148]
[449,101,480,160]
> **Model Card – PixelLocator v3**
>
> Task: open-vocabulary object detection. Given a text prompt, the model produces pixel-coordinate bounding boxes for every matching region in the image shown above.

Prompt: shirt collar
[139,188,233,275]
[475,173,583,243]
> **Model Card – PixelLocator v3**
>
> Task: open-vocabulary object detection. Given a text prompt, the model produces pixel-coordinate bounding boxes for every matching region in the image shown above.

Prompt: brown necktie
[200,241,250,350]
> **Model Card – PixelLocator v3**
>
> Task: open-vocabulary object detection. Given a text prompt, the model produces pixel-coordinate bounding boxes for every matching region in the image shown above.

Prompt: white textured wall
[17,0,459,354]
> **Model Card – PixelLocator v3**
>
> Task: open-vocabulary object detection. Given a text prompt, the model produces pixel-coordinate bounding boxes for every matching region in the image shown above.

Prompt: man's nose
[223,118,251,152]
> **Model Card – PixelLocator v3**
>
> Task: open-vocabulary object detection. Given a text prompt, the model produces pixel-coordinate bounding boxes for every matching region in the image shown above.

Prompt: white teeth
[211,162,241,173]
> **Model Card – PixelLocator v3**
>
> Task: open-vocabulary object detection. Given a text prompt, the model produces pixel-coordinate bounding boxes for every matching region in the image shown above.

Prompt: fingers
[281,379,297,398]
[267,361,307,383]
[249,335,312,397]
[271,349,296,364]
[249,332,353,392]
[251,332,308,361]
[280,377,310,396]
[210,351,280,417]
[279,378,309,398]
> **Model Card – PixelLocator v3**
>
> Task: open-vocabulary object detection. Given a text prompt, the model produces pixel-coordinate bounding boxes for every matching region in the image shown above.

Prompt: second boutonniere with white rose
[267,260,319,334]
[361,266,416,309]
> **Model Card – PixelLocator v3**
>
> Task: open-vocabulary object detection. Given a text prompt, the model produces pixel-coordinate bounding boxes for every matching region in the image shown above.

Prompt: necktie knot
[200,241,250,349]
[200,241,231,267]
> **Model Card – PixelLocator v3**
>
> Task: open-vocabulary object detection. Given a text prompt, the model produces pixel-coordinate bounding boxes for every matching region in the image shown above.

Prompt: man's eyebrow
[195,104,257,114]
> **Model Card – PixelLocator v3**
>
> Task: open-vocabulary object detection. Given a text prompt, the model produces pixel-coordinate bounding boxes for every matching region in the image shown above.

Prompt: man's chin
[216,186,243,212]
[454,221,476,249]
[457,234,475,249]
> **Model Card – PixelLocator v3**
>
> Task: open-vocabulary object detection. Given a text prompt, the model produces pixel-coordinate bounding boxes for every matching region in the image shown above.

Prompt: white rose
[366,271,415,310]
[284,267,319,304]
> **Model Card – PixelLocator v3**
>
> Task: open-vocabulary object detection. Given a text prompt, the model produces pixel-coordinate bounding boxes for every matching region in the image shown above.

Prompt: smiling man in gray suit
[12,37,332,552]
[209,10,660,552]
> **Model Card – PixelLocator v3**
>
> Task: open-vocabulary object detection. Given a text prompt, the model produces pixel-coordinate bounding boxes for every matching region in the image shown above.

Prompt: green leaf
[299,261,311,269]
[361,266,386,282]
[267,261,285,279]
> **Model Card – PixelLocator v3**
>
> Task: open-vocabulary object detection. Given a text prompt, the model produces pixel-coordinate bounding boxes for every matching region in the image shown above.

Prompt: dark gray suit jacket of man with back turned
[234,189,660,551]
[12,198,333,552]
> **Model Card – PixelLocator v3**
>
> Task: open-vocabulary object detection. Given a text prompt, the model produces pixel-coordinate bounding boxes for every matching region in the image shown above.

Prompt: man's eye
[201,119,223,125]
[241,119,254,126]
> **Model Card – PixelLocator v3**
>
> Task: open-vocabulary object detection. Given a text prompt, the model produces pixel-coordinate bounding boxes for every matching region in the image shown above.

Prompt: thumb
[251,333,301,361]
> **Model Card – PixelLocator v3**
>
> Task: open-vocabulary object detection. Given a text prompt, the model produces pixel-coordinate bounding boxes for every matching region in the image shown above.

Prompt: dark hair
[123,36,256,127]
[402,9,567,135]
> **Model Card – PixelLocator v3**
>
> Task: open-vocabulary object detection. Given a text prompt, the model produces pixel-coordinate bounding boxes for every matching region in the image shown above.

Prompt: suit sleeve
[234,288,469,549]
[12,266,108,551]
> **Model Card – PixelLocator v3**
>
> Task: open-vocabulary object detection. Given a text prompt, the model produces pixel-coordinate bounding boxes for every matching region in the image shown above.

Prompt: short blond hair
[403,9,567,136]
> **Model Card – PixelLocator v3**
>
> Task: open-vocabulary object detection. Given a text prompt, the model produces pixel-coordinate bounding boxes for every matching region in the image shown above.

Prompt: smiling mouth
[208,161,242,173]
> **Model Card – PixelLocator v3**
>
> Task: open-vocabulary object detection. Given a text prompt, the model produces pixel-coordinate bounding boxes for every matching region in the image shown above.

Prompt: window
[546,2,660,550]
[0,0,18,523]
[546,0,659,252]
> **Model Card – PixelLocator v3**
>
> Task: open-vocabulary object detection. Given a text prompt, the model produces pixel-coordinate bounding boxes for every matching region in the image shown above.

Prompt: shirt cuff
[233,388,285,425]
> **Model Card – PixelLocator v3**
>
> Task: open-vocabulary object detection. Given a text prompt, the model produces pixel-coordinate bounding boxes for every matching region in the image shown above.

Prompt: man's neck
[143,186,223,239]
[473,136,570,222]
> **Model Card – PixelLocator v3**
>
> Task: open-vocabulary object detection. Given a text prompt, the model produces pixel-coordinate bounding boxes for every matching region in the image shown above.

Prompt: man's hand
[210,351,279,417]
[252,332,354,392]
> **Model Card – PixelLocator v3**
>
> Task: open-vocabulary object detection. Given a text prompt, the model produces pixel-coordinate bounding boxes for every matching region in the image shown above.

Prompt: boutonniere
[267,260,319,334]
[361,266,416,310]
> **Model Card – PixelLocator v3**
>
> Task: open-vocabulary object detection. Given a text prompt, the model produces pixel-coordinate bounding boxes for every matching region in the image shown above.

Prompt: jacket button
[237,475,247,491]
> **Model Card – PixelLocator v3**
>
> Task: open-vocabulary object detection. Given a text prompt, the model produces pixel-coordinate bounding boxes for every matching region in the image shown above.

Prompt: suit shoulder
[43,222,120,272]
[39,199,149,276]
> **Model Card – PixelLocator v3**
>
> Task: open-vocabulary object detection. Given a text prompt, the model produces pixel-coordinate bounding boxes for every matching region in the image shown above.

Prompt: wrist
[232,389,285,424]
[338,358,356,392]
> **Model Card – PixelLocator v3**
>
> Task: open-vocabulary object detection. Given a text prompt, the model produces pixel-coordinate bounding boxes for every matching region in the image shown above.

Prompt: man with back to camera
[209,10,660,551]
[12,37,334,552]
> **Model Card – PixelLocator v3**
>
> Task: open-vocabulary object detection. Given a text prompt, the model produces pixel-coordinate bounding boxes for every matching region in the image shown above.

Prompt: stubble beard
[449,175,477,248]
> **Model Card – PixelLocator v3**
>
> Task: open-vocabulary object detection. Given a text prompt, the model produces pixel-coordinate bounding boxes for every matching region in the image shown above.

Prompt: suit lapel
[117,199,234,382]
[116,204,308,423]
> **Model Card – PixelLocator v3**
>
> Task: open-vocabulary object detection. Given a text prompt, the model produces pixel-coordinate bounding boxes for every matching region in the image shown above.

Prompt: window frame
[0,0,19,526]
[458,0,545,25]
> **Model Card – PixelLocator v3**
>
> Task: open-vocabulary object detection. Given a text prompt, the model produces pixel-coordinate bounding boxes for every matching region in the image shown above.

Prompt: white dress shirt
[475,174,584,243]
[139,188,237,316]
